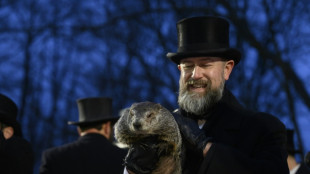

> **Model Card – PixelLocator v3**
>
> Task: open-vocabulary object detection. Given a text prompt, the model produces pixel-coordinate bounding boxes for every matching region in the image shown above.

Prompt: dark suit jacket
[179,89,289,174]
[40,133,127,174]
[296,162,310,174]
[0,135,34,174]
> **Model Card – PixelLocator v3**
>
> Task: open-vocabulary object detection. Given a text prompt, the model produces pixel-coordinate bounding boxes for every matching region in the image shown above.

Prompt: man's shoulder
[42,140,80,158]
[242,111,286,133]
[252,112,284,126]
[42,134,118,157]
[6,136,33,149]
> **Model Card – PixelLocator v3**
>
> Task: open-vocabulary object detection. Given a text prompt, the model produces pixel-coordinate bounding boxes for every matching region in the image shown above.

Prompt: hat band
[178,42,229,53]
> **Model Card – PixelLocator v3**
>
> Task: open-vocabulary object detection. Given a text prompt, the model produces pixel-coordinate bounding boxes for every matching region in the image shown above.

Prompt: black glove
[173,113,212,154]
[124,136,161,174]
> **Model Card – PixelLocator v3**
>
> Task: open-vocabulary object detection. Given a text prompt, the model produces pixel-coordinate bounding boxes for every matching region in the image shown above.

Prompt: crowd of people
[1,15,310,174]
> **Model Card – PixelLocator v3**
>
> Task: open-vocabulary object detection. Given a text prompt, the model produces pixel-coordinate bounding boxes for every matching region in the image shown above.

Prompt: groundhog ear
[155,103,162,110]
[119,107,130,117]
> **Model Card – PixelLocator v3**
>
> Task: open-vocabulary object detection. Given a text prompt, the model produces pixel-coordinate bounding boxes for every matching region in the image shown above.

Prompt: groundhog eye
[147,113,154,118]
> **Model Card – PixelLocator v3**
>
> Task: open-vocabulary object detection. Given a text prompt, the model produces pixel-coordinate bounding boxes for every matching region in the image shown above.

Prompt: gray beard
[178,78,225,116]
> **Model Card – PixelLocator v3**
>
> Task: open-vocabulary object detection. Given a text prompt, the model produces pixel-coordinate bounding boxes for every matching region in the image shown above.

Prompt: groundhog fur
[114,101,182,174]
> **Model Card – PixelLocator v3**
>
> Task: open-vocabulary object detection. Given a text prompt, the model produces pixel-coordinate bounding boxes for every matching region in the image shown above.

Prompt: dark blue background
[0,0,309,173]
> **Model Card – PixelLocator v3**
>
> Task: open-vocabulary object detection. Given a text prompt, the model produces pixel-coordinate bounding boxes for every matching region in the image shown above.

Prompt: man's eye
[201,64,210,68]
[183,65,194,69]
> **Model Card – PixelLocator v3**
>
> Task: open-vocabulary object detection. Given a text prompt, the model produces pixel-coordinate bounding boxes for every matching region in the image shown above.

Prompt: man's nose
[191,66,203,79]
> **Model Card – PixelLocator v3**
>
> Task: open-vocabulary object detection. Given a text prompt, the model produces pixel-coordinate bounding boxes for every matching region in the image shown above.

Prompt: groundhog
[114,101,182,174]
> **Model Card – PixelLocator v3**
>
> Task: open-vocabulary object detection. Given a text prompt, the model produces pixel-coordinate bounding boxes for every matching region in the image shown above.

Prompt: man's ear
[102,122,111,139]
[224,60,234,80]
[3,126,14,139]
[77,127,82,136]
[178,65,181,71]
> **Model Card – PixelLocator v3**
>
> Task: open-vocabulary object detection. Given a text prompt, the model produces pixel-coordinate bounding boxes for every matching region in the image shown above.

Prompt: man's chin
[187,89,206,97]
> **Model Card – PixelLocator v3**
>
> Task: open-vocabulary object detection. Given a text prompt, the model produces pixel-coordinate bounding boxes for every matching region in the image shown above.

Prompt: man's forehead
[180,57,224,63]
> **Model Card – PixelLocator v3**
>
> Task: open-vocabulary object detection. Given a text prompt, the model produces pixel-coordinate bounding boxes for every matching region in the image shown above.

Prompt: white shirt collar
[290,164,300,174]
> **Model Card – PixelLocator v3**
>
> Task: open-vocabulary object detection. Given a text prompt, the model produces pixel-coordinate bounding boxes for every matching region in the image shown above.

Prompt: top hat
[167,16,241,65]
[286,129,301,155]
[0,93,22,137]
[68,97,119,126]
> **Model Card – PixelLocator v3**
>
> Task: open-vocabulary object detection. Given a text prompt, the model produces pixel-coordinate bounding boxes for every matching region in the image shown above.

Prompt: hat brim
[0,114,17,125]
[167,48,241,65]
[287,148,302,155]
[68,117,119,126]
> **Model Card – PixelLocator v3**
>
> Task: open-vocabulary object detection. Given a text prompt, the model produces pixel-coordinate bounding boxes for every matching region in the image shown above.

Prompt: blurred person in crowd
[40,97,127,174]
[124,16,289,174]
[286,129,310,174]
[305,152,310,168]
[0,93,34,174]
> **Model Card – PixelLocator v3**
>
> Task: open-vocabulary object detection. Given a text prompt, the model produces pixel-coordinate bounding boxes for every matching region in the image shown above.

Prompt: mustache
[186,79,208,86]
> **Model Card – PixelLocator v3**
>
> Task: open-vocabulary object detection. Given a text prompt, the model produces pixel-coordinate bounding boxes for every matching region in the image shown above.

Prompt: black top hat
[286,129,301,155]
[68,97,119,126]
[167,16,241,65]
[0,93,22,137]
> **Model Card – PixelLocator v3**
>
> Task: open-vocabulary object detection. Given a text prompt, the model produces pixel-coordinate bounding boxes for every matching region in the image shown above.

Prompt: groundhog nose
[133,122,142,130]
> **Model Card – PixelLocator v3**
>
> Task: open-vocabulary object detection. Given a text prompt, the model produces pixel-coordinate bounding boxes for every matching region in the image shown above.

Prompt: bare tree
[1,0,309,173]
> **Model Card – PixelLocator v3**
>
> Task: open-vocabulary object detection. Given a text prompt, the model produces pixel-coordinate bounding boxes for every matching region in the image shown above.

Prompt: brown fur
[114,102,182,174]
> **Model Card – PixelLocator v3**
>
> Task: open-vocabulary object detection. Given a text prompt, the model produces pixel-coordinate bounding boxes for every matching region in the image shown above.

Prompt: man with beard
[40,97,127,174]
[167,16,289,174]
[124,16,289,174]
